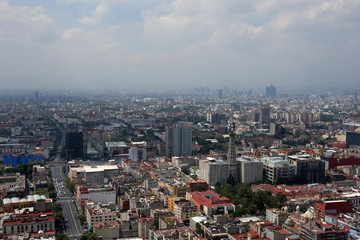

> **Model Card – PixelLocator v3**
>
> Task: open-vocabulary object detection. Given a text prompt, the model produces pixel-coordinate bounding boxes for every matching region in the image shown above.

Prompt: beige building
[174,201,198,221]
[85,204,117,228]
[93,221,120,240]
[2,211,55,236]
[199,158,229,186]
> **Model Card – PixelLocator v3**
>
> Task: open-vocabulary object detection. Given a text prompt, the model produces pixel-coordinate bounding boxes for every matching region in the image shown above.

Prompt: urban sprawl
[0,87,359,240]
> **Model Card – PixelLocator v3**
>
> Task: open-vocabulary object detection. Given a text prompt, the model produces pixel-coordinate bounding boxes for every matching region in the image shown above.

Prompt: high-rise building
[288,157,325,184]
[259,107,271,124]
[239,161,263,183]
[346,131,360,147]
[218,89,223,98]
[262,157,295,184]
[266,85,276,97]
[199,158,229,186]
[269,122,282,136]
[206,113,226,123]
[65,131,84,159]
[252,111,260,122]
[165,124,192,157]
[129,146,147,162]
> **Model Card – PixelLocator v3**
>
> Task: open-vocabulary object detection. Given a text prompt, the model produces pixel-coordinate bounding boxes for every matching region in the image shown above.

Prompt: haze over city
[1,0,360,90]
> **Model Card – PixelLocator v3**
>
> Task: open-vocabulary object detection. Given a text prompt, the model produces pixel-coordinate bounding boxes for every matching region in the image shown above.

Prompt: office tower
[259,107,271,124]
[165,124,192,157]
[294,159,325,184]
[218,89,223,98]
[252,111,260,122]
[65,131,84,159]
[346,131,360,147]
[186,115,203,124]
[227,122,239,184]
[269,122,282,136]
[266,85,276,97]
[206,113,226,123]
[129,146,147,162]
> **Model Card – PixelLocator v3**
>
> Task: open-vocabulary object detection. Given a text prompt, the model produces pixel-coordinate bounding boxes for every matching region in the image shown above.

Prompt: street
[50,133,83,239]
[50,161,83,238]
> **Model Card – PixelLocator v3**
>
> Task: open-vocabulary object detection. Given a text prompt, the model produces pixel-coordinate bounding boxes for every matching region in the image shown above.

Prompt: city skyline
[1,0,360,90]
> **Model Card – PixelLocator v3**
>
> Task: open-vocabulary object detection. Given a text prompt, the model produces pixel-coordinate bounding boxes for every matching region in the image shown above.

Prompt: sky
[0,0,360,91]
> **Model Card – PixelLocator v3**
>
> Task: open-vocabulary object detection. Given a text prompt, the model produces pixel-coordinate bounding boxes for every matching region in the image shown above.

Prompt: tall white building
[129,146,146,162]
[239,160,263,183]
[199,158,229,186]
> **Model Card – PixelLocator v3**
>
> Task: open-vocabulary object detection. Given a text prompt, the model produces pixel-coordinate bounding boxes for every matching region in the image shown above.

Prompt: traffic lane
[61,199,82,235]
[60,200,76,234]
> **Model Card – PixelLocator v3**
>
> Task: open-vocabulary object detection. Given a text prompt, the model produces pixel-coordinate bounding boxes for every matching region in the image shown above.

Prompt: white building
[129,146,147,162]
[239,160,263,183]
[77,185,116,204]
[199,158,229,186]
[85,204,117,228]
[261,157,295,184]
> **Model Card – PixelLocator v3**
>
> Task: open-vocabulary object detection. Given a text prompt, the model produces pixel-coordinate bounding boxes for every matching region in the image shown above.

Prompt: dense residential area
[0,88,359,240]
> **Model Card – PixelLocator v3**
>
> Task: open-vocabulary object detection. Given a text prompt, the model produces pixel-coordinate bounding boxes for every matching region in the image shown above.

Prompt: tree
[34,189,48,195]
[215,183,287,217]
[190,175,198,181]
[65,177,75,193]
[80,233,99,240]
[77,214,86,225]
[195,184,207,192]
[49,191,57,199]
[226,174,236,185]
[52,202,62,213]
[181,166,190,175]
[56,233,69,240]
[48,182,55,192]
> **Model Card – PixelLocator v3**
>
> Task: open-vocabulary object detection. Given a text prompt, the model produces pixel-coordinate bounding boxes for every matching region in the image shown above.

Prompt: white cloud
[0,1,58,43]
[1,0,360,89]
[56,0,77,4]
[79,3,110,24]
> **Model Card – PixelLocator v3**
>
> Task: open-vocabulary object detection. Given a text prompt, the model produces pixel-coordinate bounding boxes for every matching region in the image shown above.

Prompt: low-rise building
[77,185,116,204]
[315,200,353,219]
[266,208,290,225]
[93,221,120,240]
[0,172,26,193]
[186,190,235,216]
[2,195,52,213]
[2,211,55,237]
[300,220,348,240]
[174,200,198,221]
[84,203,117,228]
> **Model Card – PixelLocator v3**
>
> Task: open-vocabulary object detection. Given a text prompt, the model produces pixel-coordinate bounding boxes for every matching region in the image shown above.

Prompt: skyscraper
[165,124,192,157]
[65,131,84,159]
[218,89,223,98]
[266,85,276,97]
[259,107,271,124]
